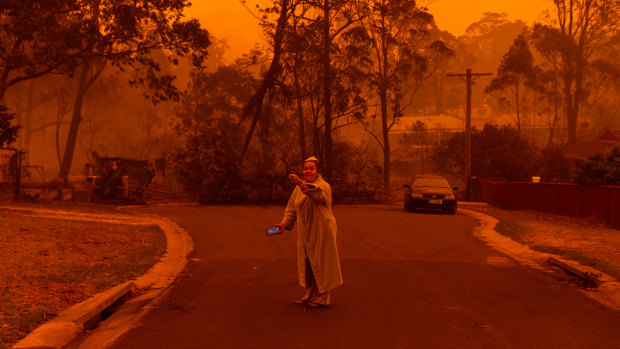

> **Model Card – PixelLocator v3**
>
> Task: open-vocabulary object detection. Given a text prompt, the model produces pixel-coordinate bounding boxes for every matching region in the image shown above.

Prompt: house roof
[562,130,620,160]
[390,114,491,133]
[599,130,620,141]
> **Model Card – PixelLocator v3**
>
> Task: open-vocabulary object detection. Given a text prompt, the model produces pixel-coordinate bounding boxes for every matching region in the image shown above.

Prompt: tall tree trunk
[567,105,578,145]
[24,80,34,152]
[55,106,64,168]
[58,65,88,178]
[380,85,390,193]
[58,60,105,178]
[572,46,587,144]
[515,80,521,136]
[564,66,576,145]
[313,112,321,158]
[239,0,289,159]
[547,95,559,147]
[434,76,445,114]
[322,0,333,178]
[380,10,391,194]
[293,68,307,161]
[569,0,592,145]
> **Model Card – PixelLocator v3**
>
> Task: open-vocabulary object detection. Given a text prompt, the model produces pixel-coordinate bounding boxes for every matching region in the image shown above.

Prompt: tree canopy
[432,124,539,181]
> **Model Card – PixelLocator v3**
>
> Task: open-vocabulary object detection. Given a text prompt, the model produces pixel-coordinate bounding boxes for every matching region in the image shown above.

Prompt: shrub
[0,105,20,148]
[573,146,620,185]
[537,146,572,181]
[169,131,246,204]
[432,124,539,181]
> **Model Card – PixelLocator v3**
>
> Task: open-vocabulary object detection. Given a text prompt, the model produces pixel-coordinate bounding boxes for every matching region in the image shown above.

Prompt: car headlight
[445,194,455,200]
[411,193,423,199]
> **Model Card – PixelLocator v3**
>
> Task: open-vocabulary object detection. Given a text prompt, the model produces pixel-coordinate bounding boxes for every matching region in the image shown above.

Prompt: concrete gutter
[460,207,620,311]
[11,206,194,349]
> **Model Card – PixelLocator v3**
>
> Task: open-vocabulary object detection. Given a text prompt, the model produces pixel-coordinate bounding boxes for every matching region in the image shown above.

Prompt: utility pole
[447,69,492,201]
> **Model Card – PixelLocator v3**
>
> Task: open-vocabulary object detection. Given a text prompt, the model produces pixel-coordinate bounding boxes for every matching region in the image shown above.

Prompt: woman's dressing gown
[281,175,343,293]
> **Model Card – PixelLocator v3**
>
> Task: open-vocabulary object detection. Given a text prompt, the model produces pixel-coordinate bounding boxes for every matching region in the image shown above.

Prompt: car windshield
[412,177,450,188]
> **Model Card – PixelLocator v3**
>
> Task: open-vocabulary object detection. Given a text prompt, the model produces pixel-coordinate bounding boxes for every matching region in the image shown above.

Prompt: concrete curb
[13,282,135,349]
[460,207,620,311]
[11,206,194,349]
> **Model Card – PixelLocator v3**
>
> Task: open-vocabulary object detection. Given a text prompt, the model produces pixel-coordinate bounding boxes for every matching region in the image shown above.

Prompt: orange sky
[185,0,554,61]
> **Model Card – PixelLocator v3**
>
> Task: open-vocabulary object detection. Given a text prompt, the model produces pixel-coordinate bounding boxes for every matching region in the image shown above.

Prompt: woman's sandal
[306,301,326,308]
[293,298,309,304]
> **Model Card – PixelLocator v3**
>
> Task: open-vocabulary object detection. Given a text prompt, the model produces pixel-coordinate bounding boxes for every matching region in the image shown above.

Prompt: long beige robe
[281,175,343,293]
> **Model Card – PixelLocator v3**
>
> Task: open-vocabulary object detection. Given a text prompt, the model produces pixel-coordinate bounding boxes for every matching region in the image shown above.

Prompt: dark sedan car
[403,175,457,214]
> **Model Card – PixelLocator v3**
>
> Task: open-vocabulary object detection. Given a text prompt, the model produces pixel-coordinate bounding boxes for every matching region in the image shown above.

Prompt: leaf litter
[0,205,166,348]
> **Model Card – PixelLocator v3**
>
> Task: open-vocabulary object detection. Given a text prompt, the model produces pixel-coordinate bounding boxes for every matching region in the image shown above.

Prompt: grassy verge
[462,203,620,280]
[0,206,166,348]
[530,245,620,278]
[494,219,532,243]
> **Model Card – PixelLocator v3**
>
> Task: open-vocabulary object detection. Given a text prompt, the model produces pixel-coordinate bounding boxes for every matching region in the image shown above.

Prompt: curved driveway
[109,204,620,348]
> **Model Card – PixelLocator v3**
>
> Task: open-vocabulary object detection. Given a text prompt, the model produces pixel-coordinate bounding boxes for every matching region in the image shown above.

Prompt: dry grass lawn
[0,203,166,348]
[462,203,620,279]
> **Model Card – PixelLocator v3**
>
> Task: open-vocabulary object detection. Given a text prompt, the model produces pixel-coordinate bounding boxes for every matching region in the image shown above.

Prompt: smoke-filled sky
[184,0,554,61]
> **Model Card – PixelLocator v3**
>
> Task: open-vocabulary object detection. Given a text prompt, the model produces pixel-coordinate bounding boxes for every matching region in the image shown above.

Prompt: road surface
[105,204,619,348]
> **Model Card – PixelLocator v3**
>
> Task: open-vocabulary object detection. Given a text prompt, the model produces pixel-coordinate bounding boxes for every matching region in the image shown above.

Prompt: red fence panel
[556,184,580,218]
[497,182,512,209]
[490,182,501,206]
[580,186,609,224]
[538,183,559,214]
[532,183,540,211]
[481,178,506,202]
[488,179,618,227]
[609,187,620,228]
[509,182,533,210]
[488,182,502,206]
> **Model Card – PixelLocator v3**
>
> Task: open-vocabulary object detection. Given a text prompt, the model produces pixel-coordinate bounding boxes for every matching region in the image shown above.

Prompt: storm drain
[102,297,154,321]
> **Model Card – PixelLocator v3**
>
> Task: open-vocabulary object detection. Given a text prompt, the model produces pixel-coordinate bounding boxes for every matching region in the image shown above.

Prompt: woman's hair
[303,156,321,172]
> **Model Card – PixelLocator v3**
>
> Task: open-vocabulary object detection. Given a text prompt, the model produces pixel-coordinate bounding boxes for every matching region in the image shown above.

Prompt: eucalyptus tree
[485,34,537,136]
[245,0,365,176]
[0,0,81,102]
[171,65,258,203]
[461,12,528,74]
[281,3,317,161]
[531,0,620,145]
[287,0,362,177]
[238,0,293,161]
[353,0,452,193]
[1,0,210,178]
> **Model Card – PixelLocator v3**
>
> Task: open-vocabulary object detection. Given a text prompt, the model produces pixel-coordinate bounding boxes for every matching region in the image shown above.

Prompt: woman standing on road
[275,156,343,308]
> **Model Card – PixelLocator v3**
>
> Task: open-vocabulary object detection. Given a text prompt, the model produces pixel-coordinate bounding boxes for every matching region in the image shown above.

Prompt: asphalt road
[108,204,620,348]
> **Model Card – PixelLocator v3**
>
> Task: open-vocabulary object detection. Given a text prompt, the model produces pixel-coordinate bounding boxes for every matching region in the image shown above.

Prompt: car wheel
[404,198,412,212]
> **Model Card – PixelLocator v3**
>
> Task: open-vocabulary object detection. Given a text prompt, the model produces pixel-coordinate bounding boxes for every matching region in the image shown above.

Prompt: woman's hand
[288,173,302,186]
[276,223,286,233]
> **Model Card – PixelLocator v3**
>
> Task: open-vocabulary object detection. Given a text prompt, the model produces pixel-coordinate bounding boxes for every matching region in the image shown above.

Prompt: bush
[538,146,572,181]
[573,146,620,185]
[0,105,20,148]
[329,141,384,201]
[169,131,246,204]
[432,124,539,181]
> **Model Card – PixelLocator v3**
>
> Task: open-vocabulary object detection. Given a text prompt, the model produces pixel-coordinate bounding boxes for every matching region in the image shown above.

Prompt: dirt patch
[462,203,620,279]
[0,203,166,348]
